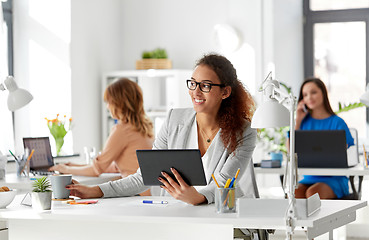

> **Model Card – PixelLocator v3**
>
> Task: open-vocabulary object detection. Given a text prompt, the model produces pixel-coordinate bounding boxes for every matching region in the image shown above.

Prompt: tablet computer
[136,149,207,186]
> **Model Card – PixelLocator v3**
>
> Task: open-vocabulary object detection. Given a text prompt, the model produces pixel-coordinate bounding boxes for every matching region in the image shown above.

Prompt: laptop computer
[136,149,207,186]
[295,130,349,168]
[23,137,55,175]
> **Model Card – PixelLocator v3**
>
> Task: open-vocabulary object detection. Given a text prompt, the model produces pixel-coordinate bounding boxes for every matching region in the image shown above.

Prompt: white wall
[273,0,304,97]
[70,0,123,153]
[14,0,303,154]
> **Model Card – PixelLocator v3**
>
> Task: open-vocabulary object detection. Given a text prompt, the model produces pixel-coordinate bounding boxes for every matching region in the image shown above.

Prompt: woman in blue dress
[294,77,354,199]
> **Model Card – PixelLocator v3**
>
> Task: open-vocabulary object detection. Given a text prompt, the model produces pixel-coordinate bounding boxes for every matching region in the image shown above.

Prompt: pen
[211,174,220,188]
[229,168,241,188]
[9,150,19,163]
[20,149,35,175]
[142,200,168,204]
[229,178,235,188]
[224,179,231,188]
[363,144,368,168]
[234,168,240,179]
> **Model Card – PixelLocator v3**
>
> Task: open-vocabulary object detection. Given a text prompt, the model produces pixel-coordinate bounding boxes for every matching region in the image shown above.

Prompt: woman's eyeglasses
[186,80,225,93]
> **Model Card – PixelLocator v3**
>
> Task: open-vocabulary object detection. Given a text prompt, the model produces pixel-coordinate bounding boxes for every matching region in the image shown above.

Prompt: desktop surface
[0,195,366,240]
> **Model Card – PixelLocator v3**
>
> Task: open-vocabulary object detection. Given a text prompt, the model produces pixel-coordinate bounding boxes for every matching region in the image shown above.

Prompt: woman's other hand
[66,179,104,199]
[49,163,70,173]
[159,168,206,205]
[296,100,308,129]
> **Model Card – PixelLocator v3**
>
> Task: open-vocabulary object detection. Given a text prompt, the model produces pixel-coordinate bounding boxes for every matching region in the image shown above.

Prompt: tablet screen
[136,149,207,186]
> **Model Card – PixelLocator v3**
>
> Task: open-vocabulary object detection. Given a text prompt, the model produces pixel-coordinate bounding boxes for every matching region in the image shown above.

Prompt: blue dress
[298,114,354,198]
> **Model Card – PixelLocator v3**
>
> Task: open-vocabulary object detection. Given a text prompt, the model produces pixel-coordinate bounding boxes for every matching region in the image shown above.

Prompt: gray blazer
[99,108,257,203]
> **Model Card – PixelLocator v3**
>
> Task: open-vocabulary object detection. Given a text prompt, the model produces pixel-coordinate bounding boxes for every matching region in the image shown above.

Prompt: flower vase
[55,137,64,156]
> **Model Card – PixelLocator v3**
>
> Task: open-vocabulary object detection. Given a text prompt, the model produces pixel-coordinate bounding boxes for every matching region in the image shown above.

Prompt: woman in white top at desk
[66,53,257,205]
[294,77,354,199]
[50,78,154,181]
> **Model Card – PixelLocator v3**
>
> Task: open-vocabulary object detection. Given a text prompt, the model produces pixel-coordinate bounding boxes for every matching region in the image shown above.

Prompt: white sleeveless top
[187,116,220,191]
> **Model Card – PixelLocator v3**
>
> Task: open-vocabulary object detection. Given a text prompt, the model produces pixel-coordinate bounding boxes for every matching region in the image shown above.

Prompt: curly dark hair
[196,53,255,153]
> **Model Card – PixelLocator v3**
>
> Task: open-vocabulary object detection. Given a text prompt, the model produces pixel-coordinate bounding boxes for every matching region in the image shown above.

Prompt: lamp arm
[285,96,297,240]
[270,84,298,239]
[260,76,299,239]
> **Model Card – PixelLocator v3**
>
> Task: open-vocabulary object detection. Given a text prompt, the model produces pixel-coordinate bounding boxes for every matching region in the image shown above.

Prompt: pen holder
[16,160,30,177]
[215,187,237,213]
[0,155,6,180]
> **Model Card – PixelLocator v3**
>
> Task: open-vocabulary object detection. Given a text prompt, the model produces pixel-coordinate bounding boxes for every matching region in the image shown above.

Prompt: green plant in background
[257,126,289,154]
[45,114,72,156]
[335,102,366,114]
[142,48,168,59]
[32,177,52,192]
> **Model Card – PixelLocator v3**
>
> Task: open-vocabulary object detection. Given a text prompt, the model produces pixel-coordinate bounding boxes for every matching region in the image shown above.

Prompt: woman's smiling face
[189,64,227,115]
[302,82,324,110]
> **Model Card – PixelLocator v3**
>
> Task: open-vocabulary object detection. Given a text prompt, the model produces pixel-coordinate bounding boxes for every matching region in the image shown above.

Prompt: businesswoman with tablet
[50,78,154,182]
[67,53,257,205]
[294,78,354,199]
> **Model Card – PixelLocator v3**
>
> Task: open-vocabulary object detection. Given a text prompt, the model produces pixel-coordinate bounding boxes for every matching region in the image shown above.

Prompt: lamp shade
[4,76,33,111]
[251,100,289,128]
[360,84,369,106]
[360,92,369,106]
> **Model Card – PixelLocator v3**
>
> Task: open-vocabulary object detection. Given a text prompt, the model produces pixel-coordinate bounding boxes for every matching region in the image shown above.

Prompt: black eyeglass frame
[186,80,225,93]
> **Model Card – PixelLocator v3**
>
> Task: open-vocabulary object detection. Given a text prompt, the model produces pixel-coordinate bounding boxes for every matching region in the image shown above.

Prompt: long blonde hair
[104,78,153,138]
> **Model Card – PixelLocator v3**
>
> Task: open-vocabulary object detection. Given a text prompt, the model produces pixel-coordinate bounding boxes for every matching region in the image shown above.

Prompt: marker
[9,150,19,163]
[142,200,168,204]
[229,178,235,188]
[224,178,231,188]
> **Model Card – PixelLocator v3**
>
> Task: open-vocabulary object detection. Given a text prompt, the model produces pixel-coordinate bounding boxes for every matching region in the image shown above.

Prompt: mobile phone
[303,104,308,113]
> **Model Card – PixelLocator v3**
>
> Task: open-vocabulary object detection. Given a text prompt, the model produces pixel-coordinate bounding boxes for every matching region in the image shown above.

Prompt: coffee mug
[50,174,72,199]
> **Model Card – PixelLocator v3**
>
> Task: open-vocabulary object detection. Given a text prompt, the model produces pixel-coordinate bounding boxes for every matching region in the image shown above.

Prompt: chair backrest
[347,128,359,167]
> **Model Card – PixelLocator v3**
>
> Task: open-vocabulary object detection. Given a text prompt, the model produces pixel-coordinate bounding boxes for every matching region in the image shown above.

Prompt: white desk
[0,173,121,192]
[254,165,369,176]
[0,195,366,240]
[255,165,369,199]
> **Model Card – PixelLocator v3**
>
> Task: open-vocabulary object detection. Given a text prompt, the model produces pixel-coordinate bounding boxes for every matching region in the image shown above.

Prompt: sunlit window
[304,0,369,140]
[313,22,366,138]
[310,0,369,11]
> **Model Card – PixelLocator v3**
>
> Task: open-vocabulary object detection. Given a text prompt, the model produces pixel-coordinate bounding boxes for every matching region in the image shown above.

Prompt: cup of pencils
[213,168,240,213]
[12,149,34,177]
[215,187,237,213]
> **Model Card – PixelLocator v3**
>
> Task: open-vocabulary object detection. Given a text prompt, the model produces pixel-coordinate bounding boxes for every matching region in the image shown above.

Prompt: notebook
[295,130,349,168]
[23,137,55,175]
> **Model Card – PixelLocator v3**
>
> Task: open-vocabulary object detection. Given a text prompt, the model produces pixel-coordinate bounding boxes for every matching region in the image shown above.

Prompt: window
[303,0,369,139]
[0,0,14,154]
[310,0,369,11]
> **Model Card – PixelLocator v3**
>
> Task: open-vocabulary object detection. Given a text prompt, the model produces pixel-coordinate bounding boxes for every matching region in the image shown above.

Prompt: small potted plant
[136,48,172,69]
[31,176,52,211]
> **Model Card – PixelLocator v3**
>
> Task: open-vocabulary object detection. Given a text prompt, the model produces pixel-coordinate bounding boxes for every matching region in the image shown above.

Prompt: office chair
[341,128,362,200]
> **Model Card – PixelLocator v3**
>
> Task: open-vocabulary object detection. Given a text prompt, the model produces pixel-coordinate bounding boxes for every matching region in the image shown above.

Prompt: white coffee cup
[50,174,72,199]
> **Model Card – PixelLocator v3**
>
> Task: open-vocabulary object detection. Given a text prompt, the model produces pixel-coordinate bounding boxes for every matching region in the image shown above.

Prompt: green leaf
[335,102,366,114]
[32,176,52,192]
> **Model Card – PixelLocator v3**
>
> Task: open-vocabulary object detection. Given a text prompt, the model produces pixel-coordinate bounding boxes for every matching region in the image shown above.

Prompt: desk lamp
[251,73,316,240]
[360,83,369,106]
[0,76,33,111]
